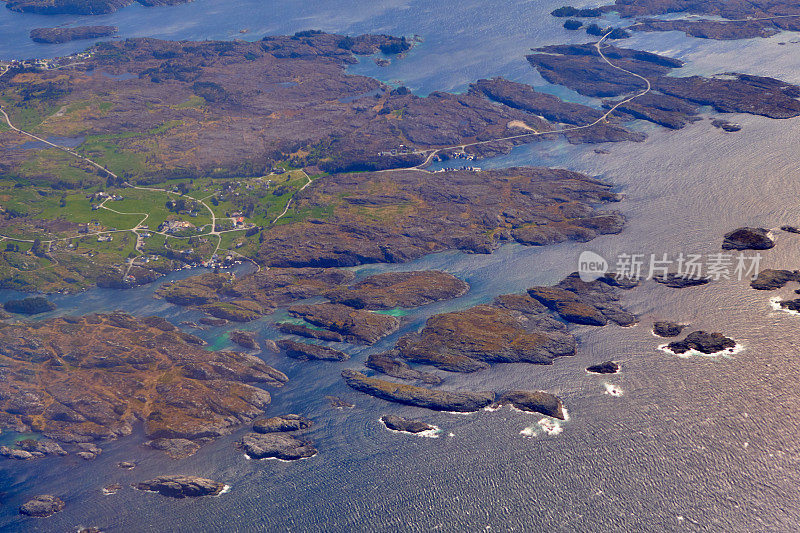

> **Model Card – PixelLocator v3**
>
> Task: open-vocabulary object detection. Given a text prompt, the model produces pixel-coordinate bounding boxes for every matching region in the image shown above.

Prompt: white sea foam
[604,383,623,397]
[770,296,800,316]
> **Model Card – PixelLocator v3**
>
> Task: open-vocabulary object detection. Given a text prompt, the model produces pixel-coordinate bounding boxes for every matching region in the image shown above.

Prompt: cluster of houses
[378,145,417,157]
[158,220,197,234]
[4,51,93,71]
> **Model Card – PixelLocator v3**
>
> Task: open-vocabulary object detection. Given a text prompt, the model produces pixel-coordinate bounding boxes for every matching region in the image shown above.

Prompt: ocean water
[3,1,800,531]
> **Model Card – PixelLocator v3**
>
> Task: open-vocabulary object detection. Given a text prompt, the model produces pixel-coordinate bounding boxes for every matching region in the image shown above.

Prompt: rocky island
[665,331,738,355]
[134,475,226,498]
[29,25,118,43]
[0,313,287,456]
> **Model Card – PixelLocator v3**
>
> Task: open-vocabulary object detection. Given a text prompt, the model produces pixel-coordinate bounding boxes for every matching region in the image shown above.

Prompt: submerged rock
[325,396,354,409]
[237,432,317,460]
[342,370,494,412]
[781,225,800,234]
[134,475,226,498]
[652,321,687,337]
[380,415,437,434]
[722,227,774,250]
[666,331,737,355]
[492,390,565,420]
[19,495,65,517]
[229,330,259,350]
[586,361,620,374]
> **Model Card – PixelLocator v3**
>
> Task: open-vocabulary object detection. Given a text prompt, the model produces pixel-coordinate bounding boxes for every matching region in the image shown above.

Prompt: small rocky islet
[237,414,317,461]
[134,475,226,498]
[664,331,738,355]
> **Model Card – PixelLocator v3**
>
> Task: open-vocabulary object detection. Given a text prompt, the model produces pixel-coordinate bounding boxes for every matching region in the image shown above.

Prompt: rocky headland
[342,370,495,412]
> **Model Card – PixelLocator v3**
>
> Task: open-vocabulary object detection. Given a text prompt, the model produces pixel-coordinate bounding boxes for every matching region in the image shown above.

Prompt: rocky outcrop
[0,313,287,453]
[653,273,710,288]
[374,273,632,375]
[134,475,226,498]
[229,330,259,350]
[253,414,313,434]
[327,270,469,310]
[143,438,200,459]
[652,321,687,337]
[722,227,774,250]
[586,361,620,374]
[776,298,800,312]
[528,272,637,326]
[277,323,344,342]
[30,25,117,43]
[342,370,495,412]
[366,354,443,384]
[276,339,349,361]
[750,269,800,290]
[0,439,67,460]
[492,390,566,419]
[237,432,317,460]
[380,415,437,434]
[666,331,737,355]
[288,304,400,345]
[19,495,65,517]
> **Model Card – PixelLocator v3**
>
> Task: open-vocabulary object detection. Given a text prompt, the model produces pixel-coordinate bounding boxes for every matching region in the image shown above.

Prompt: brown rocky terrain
[665,331,737,355]
[0,313,287,451]
[364,273,634,376]
[0,33,646,182]
[287,303,400,345]
[257,167,625,267]
[327,270,469,310]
